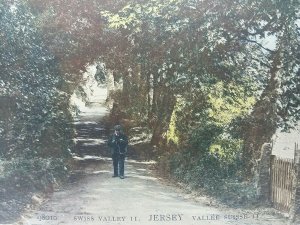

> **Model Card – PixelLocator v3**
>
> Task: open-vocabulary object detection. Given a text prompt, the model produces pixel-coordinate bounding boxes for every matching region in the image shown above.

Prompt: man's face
[115,130,120,135]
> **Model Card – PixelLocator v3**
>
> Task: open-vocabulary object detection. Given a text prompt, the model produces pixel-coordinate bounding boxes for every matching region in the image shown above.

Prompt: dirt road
[15,87,288,225]
[17,157,288,225]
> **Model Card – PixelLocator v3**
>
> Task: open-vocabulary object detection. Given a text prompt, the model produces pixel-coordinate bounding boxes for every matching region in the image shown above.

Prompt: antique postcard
[0,0,299,225]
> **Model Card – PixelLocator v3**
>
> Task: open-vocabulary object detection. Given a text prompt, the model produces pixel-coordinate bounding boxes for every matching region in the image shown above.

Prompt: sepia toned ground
[8,85,290,225]
[15,157,288,225]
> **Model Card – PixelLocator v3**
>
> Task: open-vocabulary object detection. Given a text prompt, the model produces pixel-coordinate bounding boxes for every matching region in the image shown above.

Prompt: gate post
[257,143,272,203]
[289,143,300,223]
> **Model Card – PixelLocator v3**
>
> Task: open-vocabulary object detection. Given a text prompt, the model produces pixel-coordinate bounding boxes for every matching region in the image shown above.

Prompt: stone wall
[257,143,272,202]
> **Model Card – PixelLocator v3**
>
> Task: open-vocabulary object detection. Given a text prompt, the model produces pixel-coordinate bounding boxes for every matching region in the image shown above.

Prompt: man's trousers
[112,153,125,176]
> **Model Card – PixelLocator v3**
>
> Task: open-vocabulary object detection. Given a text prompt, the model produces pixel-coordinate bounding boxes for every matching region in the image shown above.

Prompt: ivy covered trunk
[242,50,281,177]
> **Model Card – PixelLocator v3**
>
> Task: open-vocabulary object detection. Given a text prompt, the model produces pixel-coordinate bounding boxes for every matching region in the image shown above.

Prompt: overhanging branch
[244,38,275,53]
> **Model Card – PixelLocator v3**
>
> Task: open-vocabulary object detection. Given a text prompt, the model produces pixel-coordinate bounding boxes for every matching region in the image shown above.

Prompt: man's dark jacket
[107,132,128,154]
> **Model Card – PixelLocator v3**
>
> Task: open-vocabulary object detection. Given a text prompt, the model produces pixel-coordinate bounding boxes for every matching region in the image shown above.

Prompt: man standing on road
[107,125,128,179]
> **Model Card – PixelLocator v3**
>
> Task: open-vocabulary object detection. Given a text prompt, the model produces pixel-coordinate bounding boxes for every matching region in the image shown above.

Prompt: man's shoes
[112,175,118,178]
[119,176,124,179]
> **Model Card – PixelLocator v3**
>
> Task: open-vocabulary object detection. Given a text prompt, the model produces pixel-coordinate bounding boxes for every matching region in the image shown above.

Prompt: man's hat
[114,125,122,131]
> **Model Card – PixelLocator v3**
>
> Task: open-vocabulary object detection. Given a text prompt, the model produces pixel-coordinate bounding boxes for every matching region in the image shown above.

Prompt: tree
[231,0,300,176]
[101,0,300,177]
[0,0,72,158]
[5,0,296,177]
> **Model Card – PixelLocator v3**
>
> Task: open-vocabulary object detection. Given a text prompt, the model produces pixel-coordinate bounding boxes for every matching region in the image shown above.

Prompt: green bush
[166,148,258,206]
[3,157,68,192]
[189,123,223,153]
[169,150,224,190]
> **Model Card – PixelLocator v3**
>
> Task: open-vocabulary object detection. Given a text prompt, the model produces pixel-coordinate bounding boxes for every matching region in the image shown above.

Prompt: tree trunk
[150,87,176,146]
[242,50,281,178]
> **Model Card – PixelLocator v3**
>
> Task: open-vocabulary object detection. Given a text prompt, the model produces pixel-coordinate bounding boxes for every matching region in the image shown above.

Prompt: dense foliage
[0,0,75,158]
[0,2,72,218]
[100,0,300,178]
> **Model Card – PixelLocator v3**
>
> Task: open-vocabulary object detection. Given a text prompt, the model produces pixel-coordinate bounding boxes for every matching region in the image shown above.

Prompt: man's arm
[107,135,115,147]
[119,134,128,146]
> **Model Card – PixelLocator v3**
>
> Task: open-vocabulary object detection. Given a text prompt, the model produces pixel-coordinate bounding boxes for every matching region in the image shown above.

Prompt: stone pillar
[257,142,273,202]
[289,143,300,223]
